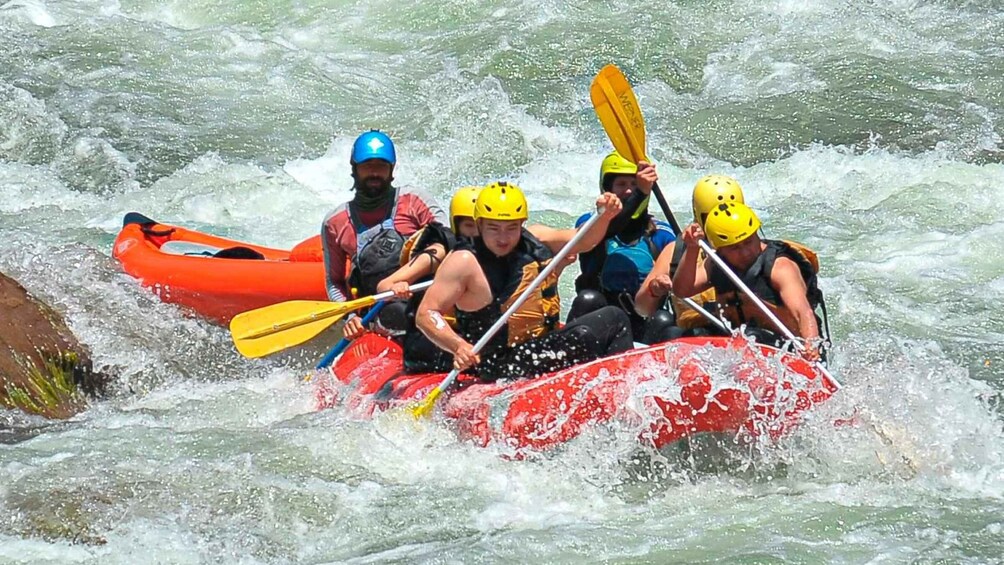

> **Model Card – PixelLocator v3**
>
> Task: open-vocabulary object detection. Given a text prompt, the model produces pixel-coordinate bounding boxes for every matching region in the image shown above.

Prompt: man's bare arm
[671,224,712,298]
[530,193,623,255]
[416,251,475,356]
[772,258,820,342]
[375,243,446,294]
[636,241,676,317]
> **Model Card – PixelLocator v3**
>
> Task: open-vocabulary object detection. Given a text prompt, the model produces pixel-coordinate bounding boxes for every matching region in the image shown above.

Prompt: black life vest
[707,239,827,338]
[455,230,561,353]
[347,191,405,298]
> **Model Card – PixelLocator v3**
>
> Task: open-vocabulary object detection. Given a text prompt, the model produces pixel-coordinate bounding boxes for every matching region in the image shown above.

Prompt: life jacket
[574,213,652,293]
[347,190,405,298]
[668,241,719,330]
[707,239,829,340]
[399,222,460,333]
[399,222,457,268]
[599,235,659,296]
[455,230,561,352]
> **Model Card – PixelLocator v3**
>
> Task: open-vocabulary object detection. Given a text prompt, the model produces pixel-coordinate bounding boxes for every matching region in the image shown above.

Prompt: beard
[355,174,392,196]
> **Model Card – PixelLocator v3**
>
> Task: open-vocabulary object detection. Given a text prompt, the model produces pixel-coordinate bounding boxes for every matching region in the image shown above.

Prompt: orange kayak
[314,333,838,455]
[112,212,328,324]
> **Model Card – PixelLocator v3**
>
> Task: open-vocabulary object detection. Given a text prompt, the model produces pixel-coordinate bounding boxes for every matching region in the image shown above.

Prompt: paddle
[699,235,919,470]
[684,299,732,335]
[409,209,608,418]
[230,280,433,359]
[592,64,729,329]
[697,239,842,390]
[590,64,683,235]
[314,300,387,369]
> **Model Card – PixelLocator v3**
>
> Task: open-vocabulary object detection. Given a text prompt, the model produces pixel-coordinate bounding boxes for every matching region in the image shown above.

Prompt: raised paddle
[697,238,842,390]
[590,64,683,235]
[592,64,730,330]
[230,280,433,359]
[409,209,608,419]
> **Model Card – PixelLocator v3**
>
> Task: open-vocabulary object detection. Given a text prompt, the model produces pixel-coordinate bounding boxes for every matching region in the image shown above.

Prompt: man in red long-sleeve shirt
[321,130,445,332]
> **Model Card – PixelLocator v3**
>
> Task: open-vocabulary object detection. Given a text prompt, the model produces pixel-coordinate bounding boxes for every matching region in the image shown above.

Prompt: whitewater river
[2,0,1003,562]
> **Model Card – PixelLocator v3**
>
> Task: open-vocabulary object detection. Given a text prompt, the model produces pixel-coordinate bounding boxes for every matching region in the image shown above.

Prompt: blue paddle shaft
[315,300,387,369]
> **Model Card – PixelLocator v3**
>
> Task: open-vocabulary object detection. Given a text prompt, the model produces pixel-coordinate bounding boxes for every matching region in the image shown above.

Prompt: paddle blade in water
[408,387,442,419]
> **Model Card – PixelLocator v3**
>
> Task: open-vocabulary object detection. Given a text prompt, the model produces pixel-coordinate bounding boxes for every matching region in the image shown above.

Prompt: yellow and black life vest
[400,222,460,332]
[455,230,561,350]
[707,239,827,337]
[399,222,457,268]
[668,241,719,330]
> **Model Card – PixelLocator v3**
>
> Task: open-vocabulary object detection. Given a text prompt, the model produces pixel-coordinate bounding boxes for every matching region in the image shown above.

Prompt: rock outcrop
[1,272,106,418]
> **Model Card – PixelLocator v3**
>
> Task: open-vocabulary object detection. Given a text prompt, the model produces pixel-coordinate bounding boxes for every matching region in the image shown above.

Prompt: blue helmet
[350,130,396,165]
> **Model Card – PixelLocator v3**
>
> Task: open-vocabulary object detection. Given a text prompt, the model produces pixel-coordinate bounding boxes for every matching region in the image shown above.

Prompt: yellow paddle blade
[232,313,343,358]
[408,386,442,419]
[590,64,648,163]
[229,295,376,358]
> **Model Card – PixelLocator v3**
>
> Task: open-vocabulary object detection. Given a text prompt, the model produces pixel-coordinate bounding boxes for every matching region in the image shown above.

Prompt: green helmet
[599,151,637,192]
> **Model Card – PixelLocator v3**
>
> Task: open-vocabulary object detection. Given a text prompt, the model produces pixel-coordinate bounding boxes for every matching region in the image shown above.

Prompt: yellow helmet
[599,151,638,191]
[704,202,761,249]
[474,181,528,222]
[692,175,745,227]
[449,185,482,233]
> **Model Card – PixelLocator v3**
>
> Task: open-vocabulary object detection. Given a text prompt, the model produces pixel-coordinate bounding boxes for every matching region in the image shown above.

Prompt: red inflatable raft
[314,333,839,455]
[112,212,328,324]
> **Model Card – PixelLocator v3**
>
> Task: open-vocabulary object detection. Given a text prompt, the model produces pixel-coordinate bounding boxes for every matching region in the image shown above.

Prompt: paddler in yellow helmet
[672,201,828,361]
[417,181,633,381]
[566,151,677,343]
[635,175,746,341]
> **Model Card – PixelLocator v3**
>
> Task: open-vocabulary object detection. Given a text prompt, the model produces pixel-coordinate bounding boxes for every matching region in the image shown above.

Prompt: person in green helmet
[566,151,677,343]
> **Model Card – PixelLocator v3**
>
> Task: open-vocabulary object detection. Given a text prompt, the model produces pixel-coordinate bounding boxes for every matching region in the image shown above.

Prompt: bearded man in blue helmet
[321,130,445,333]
